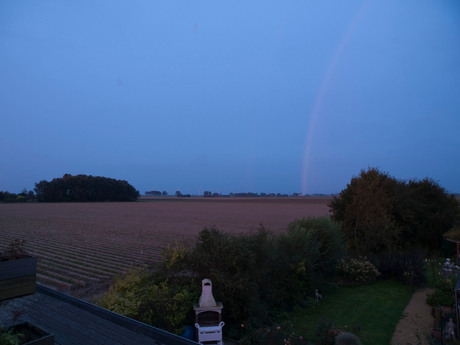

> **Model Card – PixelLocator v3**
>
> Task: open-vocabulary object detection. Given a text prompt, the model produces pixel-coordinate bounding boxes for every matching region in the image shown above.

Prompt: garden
[96,168,460,344]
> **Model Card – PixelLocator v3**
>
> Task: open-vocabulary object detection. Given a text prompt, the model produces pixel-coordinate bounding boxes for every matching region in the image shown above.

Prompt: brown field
[0,197,331,298]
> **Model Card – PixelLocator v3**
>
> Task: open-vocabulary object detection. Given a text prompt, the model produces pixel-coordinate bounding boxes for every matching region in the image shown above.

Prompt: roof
[0,285,198,345]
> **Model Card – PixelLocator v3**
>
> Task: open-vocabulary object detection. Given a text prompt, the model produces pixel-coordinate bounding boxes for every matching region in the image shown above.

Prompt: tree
[330,168,402,256]
[34,174,139,202]
[330,168,460,256]
[403,178,460,251]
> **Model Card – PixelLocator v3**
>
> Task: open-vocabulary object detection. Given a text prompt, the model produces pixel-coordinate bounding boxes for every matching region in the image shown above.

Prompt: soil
[0,197,332,295]
[390,288,435,345]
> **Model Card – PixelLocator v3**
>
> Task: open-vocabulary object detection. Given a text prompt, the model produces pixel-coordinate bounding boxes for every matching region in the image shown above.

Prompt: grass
[290,280,415,345]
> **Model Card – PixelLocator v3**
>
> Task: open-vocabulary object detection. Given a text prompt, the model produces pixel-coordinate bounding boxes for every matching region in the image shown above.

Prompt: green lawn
[290,280,415,345]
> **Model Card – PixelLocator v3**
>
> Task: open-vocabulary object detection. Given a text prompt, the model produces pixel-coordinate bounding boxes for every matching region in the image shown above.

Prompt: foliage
[334,332,362,345]
[424,257,443,288]
[269,217,344,310]
[338,257,380,283]
[405,178,460,251]
[181,218,344,334]
[426,274,456,307]
[34,174,139,202]
[0,239,28,261]
[329,167,459,256]
[316,319,343,345]
[98,269,198,334]
[182,226,273,332]
[329,168,403,256]
[0,191,32,203]
[375,250,426,287]
[0,327,21,345]
[100,217,345,338]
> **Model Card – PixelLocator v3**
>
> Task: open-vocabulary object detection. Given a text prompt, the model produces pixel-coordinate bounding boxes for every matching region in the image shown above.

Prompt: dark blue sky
[1,0,460,195]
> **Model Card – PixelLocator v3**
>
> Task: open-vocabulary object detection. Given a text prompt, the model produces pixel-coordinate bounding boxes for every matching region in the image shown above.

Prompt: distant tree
[34,174,139,202]
[162,191,168,196]
[0,191,29,203]
[146,191,162,196]
[203,191,212,197]
[175,191,182,197]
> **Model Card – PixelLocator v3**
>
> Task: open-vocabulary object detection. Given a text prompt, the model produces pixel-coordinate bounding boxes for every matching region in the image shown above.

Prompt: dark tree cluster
[330,167,460,256]
[145,190,166,197]
[0,190,34,203]
[34,174,139,202]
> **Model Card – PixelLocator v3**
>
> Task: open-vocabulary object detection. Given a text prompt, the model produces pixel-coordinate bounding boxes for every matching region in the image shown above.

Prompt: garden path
[390,288,434,345]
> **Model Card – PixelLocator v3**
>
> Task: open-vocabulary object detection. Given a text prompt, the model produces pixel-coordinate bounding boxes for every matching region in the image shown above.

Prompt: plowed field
[0,197,331,298]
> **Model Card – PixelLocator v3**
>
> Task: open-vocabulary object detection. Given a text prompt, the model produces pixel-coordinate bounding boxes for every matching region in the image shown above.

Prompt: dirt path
[391,288,434,345]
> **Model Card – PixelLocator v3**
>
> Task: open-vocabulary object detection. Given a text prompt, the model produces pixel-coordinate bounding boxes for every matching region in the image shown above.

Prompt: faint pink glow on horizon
[301,0,372,195]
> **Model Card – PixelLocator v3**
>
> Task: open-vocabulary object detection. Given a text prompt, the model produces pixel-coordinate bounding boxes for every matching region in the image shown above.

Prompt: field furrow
[0,198,331,298]
[39,261,113,280]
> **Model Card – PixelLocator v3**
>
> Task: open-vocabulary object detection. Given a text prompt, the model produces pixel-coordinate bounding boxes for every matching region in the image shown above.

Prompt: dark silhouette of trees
[34,174,139,202]
[145,190,162,196]
[329,167,460,255]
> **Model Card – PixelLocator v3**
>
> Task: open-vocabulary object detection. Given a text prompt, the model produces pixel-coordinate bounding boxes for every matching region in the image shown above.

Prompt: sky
[1,0,460,196]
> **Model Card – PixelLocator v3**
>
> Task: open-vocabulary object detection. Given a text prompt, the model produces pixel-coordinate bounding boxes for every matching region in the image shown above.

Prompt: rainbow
[301,0,371,195]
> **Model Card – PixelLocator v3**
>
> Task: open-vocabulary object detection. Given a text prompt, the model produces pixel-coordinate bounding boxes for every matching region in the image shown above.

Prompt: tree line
[34,174,139,202]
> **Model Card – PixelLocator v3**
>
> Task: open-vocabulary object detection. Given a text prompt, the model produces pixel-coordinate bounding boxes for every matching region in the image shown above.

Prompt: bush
[338,257,380,283]
[1,239,28,261]
[269,217,344,310]
[316,319,343,345]
[376,250,426,287]
[99,218,345,339]
[183,226,271,331]
[426,274,456,307]
[98,269,198,334]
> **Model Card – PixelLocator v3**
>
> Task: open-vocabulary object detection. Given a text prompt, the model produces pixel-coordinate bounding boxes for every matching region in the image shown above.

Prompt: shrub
[338,257,380,283]
[426,274,456,307]
[99,218,345,339]
[1,239,28,261]
[98,269,198,334]
[335,332,361,345]
[183,227,270,330]
[0,327,21,345]
[269,217,344,309]
[376,250,426,287]
[316,319,343,345]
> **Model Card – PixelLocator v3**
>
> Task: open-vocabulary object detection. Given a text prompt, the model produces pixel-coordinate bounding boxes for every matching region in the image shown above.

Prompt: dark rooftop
[0,285,198,345]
